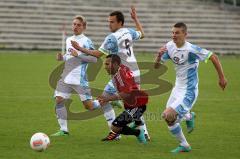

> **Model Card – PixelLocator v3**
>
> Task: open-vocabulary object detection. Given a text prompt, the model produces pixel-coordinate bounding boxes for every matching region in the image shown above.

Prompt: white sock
[184,112,191,121]
[56,103,68,132]
[168,123,189,147]
[140,116,149,135]
[58,118,68,132]
[102,103,115,130]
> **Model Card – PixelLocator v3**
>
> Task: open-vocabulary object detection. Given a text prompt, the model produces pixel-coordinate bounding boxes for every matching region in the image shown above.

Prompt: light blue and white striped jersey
[98,28,142,83]
[161,41,212,89]
[61,34,95,86]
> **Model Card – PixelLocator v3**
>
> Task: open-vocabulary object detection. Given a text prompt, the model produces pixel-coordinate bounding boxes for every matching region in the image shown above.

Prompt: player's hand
[154,46,167,69]
[56,53,63,61]
[158,46,167,54]
[97,96,109,106]
[71,50,78,57]
[130,5,138,20]
[71,40,81,50]
[219,77,227,90]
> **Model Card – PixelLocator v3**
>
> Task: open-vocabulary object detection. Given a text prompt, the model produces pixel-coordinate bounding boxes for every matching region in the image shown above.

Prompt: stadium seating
[0,0,239,54]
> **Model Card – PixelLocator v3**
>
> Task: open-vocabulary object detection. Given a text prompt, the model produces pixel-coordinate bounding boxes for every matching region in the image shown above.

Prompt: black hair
[109,11,124,26]
[106,54,121,65]
[173,22,187,33]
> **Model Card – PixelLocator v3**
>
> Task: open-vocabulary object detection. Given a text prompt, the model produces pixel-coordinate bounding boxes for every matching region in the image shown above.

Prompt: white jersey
[61,34,95,86]
[161,41,212,89]
[161,41,212,114]
[99,28,142,83]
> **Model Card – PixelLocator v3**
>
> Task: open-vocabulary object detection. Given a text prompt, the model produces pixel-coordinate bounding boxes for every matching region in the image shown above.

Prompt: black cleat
[101,132,120,141]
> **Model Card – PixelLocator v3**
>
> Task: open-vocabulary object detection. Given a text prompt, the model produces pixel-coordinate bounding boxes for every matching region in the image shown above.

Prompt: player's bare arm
[130,6,144,38]
[70,50,97,63]
[71,40,103,58]
[97,95,117,106]
[97,94,121,105]
[209,53,227,90]
[78,55,97,63]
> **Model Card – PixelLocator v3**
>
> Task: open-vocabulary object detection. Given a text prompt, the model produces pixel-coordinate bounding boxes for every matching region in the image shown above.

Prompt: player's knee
[162,111,177,126]
[165,118,176,126]
[55,96,64,105]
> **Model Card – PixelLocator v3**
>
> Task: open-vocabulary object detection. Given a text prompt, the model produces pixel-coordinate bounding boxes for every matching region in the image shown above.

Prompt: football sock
[55,101,68,132]
[121,126,140,136]
[184,112,191,121]
[102,103,115,129]
[140,116,149,135]
[168,123,189,147]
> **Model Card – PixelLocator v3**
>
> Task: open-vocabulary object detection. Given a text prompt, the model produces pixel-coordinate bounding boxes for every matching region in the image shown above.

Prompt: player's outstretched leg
[168,123,191,153]
[163,108,191,153]
[51,97,69,137]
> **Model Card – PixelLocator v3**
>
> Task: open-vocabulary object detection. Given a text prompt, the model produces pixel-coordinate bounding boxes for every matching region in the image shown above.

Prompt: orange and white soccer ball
[30,132,50,151]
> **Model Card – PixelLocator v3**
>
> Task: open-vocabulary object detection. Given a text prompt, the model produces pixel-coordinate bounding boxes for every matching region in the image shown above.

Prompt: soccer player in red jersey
[97,54,148,144]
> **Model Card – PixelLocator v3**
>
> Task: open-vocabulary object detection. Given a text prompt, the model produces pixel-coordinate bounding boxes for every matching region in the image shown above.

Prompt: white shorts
[166,86,198,117]
[54,79,92,101]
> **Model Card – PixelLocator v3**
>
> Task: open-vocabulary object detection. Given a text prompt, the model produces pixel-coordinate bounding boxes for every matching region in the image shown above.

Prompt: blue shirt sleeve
[161,51,170,63]
[128,28,141,40]
[98,34,118,55]
[190,44,212,62]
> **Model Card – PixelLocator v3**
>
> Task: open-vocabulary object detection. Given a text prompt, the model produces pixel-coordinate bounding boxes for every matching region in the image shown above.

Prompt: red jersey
[112,65,148,108]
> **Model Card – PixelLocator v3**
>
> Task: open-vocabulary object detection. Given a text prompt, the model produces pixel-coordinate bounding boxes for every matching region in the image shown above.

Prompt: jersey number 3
[125,39,131,56]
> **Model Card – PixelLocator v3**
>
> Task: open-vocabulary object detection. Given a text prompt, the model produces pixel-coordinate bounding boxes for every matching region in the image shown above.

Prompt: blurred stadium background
[0,0,239,54]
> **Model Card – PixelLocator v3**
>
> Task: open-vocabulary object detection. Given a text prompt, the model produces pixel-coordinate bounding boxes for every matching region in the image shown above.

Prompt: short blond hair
[74,15,87,28]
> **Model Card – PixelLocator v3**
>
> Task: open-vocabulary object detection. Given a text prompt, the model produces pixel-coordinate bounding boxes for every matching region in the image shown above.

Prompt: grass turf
[0,51,239,159]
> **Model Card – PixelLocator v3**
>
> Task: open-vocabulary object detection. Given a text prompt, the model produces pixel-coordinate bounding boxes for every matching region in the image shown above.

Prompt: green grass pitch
[0,51,239,159]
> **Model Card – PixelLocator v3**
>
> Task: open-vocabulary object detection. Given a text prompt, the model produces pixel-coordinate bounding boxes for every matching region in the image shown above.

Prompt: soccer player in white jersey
[154,22,227,153]
[51,15,102,136]
[71,6,150,141]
